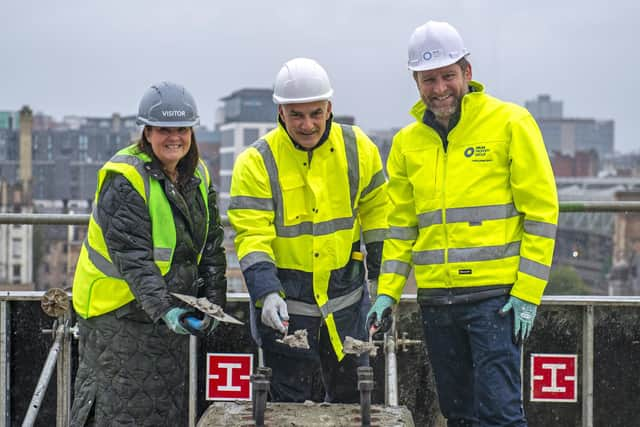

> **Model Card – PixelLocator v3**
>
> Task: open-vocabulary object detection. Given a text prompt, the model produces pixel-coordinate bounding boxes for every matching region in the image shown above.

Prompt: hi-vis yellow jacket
[72,144,210,319]
[378,81,558,305]
[228,122,388,359]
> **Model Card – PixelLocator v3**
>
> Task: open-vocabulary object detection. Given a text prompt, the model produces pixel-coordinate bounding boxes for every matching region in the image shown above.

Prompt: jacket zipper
[441,141,451,287]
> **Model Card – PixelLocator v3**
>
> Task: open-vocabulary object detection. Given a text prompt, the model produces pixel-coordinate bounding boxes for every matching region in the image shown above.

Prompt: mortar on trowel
[275,320,311,349]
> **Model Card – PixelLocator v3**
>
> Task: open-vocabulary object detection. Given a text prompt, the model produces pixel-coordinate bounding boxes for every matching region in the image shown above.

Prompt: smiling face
[278,100,332,150]
[144,126,192,171]
[414,61,472,127]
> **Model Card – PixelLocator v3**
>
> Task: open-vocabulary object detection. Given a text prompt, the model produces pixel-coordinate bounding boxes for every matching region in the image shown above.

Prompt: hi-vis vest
[72,144,210,319]
[229,123,388,360]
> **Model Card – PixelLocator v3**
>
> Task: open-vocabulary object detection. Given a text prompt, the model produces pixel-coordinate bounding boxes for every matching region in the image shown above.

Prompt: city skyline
[2,1,639,152]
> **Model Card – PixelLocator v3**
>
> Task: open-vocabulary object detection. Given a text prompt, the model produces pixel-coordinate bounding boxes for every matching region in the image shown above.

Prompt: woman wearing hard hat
[70,82,227,426]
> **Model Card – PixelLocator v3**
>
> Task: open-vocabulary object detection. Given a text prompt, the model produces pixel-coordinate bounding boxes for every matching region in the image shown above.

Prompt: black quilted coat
[70,159,227,427]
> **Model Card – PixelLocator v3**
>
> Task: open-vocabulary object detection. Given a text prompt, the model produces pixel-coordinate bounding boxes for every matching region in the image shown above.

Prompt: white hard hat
[272,58,334,104]
[408,21,469,72]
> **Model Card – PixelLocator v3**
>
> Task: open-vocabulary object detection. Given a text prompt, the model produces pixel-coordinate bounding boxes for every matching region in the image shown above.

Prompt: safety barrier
[1,202,640,426]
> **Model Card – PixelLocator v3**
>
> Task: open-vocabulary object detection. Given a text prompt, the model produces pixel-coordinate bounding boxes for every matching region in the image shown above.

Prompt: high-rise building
[0,113,138,200]
[525,94,615,162]
[525,94,563,119]
[217,89,276,214]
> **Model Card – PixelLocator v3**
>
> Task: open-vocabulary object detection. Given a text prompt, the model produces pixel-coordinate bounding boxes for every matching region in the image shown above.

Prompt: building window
[221,129,235,148]
[12,264,21,280]
[12,238,22,258]
[220,152,235,170]
[243,128,260,146]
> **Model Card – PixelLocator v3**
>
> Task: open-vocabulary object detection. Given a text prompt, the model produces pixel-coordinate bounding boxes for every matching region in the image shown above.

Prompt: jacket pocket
[280,174,308,222]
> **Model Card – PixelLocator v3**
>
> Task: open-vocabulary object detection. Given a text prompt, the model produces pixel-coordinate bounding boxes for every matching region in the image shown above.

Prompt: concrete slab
[197,401,415,427]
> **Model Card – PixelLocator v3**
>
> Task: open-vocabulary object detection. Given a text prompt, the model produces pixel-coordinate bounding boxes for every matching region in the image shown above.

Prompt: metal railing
[2,201,640,426]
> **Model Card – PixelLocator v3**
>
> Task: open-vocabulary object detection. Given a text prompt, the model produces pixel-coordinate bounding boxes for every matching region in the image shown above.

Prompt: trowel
[171,292,244,325]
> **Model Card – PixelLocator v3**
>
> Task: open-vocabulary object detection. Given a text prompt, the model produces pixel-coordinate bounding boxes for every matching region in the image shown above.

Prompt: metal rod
[1,301,10,427]
[56,316,72,427]
[189,335,197,427]
[582,305,594,427]
[1,200,640,227]
[22,324,64,427]
[357,366,373,426]
[384,316,399,407]
[252,376,269,426]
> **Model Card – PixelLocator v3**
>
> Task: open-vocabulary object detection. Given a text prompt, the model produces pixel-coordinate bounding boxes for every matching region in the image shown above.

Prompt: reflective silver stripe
[84,241,122,279]
[254,140,284,225]
[388,226,418,240]
[196,161,210,187]
[524,220,557,239]
[229,196,274,211]
[91,209,100,227]
[363,228,387,244]
[360,169,385,199]
[275,216,355,238]
[319,286,363,318]
[108,154,150,201]
[239,251,275,271]
[286,299,321,317]
[418,210,443,228]
[341,124,359,209]
[519,257,551,281]
[381,260,412,277]
[446,203,520,224]
[154,247,172,262]
[448,241,521,263]
[255,129,359,239]
[412,249,445,265]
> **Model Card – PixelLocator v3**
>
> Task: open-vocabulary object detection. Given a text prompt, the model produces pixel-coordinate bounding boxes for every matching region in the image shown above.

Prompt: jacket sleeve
[97,174,172,321]
[354,127,389,282]
[227,147,283,303]
[198,184,228,309]
[509,113,559,304]
[377,131,418,302]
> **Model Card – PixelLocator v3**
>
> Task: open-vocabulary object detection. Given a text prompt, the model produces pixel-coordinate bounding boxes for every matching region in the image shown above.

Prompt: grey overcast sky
[2,0,639,152]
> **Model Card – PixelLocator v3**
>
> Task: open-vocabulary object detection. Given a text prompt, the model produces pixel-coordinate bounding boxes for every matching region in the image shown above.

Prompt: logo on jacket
[464,145,492,163]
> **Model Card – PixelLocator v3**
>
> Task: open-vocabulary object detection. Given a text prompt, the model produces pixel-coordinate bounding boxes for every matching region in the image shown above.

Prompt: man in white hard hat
[367,21,558,425]
[228,58,388,402]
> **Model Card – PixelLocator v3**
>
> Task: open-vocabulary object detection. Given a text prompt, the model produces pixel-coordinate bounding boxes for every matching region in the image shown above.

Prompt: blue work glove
[261,292,289,333]
[366,295,395,336]
[500,295,538,343]
[162,307,190,335]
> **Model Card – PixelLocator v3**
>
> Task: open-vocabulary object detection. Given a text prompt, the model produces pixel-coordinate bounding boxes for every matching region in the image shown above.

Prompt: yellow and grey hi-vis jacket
[378,81,558,305]
[228,121,388,360]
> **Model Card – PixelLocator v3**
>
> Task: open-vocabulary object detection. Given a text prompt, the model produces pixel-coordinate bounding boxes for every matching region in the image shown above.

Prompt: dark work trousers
[257,310,368,403]
[420,294,527,427]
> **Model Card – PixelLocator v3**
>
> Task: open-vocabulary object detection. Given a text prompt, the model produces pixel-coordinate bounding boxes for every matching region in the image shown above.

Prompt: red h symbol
[530,353,577,402]
[206,353,253,401]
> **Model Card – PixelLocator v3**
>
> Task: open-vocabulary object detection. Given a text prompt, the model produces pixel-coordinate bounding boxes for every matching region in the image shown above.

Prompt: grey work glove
[261,292,289,334]
[500,295,538,343]
[162,307,191,335]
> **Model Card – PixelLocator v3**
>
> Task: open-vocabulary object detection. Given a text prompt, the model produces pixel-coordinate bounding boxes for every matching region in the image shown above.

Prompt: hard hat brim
[408,52,470,72]
[136,118,200,127]
[272,89,333,105]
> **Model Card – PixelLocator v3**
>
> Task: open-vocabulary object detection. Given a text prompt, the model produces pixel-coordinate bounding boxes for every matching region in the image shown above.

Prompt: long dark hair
[136,126,200,187]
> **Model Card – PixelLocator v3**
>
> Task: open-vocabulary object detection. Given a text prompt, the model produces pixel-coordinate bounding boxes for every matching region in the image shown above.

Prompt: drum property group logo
[464,145,492,163]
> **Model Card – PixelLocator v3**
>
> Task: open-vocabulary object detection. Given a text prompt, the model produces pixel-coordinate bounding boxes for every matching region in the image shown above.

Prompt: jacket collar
[144,158,200,191]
